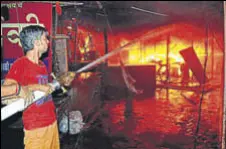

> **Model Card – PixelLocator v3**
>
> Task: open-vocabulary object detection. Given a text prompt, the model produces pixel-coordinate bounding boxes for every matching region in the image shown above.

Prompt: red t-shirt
[6,56,56,130]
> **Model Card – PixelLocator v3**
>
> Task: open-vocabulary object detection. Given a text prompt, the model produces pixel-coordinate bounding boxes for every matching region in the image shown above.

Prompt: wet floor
[60,86,222,149]
[1,83,223,149]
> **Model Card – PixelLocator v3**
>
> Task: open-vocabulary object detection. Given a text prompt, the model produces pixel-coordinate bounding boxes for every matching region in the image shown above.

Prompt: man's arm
[1,83,18,97]
[2,71,76,100]
[1,79,30,105]
[2,78,54,105]
[2,79,19,97]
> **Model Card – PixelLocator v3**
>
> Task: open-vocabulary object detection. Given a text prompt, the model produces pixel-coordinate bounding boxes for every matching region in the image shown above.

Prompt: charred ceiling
[56,1,224,33]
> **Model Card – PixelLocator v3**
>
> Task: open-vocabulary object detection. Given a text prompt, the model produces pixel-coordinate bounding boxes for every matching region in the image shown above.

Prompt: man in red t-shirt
[2,25,75,149]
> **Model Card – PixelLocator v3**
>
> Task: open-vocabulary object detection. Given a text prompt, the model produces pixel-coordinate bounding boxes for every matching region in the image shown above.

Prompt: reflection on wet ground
[61,87,222,149]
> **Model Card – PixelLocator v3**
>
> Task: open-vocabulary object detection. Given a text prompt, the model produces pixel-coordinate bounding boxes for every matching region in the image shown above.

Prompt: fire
[115,35,207,78]
[74,22,222,81]
[79,35,90,53]
[78,72,92,80]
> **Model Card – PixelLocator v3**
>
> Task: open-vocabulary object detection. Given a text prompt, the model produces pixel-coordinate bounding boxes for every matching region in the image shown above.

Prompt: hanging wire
[96,1,113,34]
[193,3,209,148]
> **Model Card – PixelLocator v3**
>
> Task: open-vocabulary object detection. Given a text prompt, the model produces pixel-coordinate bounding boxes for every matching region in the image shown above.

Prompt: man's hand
[36,84,55,96]
[18,86,35,107]
[22,84,54,108]
[58,71,76,87]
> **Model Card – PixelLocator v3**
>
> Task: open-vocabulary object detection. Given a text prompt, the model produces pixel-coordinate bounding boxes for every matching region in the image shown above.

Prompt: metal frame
[21,1,84,7]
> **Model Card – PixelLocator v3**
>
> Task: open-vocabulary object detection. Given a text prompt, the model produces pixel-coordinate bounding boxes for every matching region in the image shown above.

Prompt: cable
[96,1,113,34]
[193,10,209,149]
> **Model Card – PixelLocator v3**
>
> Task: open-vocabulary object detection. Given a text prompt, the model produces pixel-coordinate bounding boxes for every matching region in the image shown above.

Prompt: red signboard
[1,2,52,77]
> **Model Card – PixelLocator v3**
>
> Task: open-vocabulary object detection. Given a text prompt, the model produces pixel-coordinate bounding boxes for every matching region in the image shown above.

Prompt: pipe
[21,1,84,6]
[222,2,226,149]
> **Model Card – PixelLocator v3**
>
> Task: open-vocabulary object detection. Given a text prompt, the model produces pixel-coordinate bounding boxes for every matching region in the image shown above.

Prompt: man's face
[39,33,49,54]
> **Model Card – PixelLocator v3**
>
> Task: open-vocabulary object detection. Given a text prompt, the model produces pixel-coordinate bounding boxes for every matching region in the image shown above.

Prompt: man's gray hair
[19,25,48,54]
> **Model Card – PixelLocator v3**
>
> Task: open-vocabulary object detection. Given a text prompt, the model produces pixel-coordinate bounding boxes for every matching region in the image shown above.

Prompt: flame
[77,28,95,61]
[79,72,92,80]
[75,22,222,80]
[79,36,90,53]
[116,35,207,77]
[84,36,91,52]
